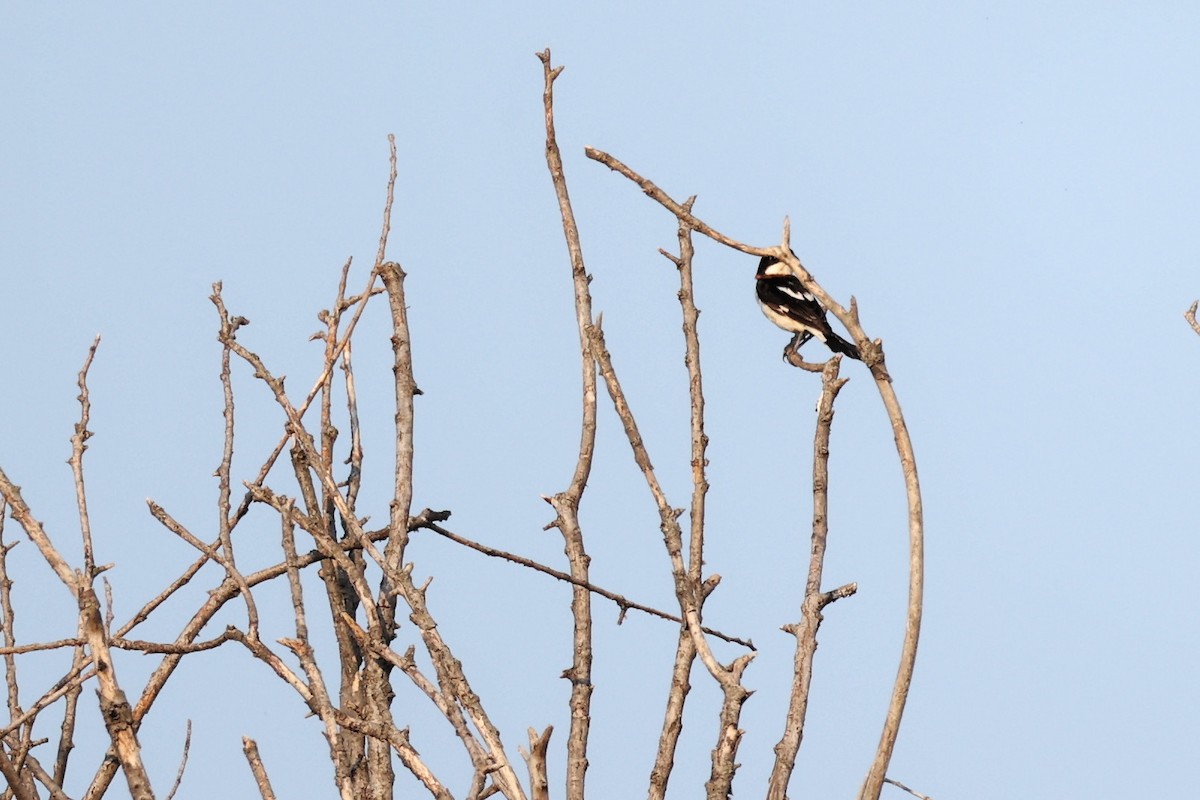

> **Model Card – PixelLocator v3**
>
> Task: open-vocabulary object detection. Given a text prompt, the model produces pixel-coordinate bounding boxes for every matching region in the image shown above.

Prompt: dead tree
[0,50,925,800]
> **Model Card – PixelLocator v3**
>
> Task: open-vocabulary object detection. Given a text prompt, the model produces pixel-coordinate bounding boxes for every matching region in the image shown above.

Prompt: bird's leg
[782,331,813,361]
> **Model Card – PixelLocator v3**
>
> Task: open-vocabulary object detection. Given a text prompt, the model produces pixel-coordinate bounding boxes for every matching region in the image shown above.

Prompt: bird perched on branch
[755,253,861,361]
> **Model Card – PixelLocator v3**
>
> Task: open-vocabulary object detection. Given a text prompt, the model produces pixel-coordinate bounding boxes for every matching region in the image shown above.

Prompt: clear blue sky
[3,4,1198,798]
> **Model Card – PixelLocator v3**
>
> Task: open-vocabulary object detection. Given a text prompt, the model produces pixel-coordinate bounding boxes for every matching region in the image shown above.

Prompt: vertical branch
[340,260,408,799]
[212,292,259,638]
[377,262,418,577]
[375,134,398,271]
[672,205,708,588]
[767,359,857,800]
[69,336,101,578]
[376,136,414,595]
[649,209,710,800]
[0,518,19,721]
[536,48,597,800]
[342,340,364,511]
[378,253,525,794]
[378,131,412,575]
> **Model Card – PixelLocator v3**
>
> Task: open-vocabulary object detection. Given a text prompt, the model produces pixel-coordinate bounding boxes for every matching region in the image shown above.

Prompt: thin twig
[228,263,383,528]
[1186,300,1200,336]
[375,134,398,271]
[884,776,933,800]
[424,523,753,649]
[163,719,192,800]
[0,665,96,741]
[585,149,764,256]
[118,268,384,644]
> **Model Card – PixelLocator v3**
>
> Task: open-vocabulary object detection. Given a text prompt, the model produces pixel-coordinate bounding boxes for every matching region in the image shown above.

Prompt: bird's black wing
[755,274,837,338]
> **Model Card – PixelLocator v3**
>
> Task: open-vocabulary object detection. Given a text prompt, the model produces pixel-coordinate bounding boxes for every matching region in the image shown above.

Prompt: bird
[755,253,861,361]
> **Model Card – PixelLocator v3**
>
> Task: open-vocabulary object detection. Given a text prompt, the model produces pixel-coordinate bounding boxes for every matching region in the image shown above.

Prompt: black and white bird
[756,253,861,361]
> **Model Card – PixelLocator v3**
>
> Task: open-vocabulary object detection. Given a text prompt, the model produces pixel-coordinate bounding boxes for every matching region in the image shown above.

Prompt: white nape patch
[762,260,792,278]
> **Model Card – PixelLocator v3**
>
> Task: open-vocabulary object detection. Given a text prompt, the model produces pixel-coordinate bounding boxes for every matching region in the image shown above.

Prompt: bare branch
[69,336,101,578]
[339,617,492,778]
[241,737,277,800]
[0,665,95,741]
[519,726,553,800]
[0,469,79,591]
[376,134,398,270]
[228,262,383,529]
[424,522,753,649]
[537,47,596,800]
[212,285,259,638]
[650,205,711,800]
[377,262,419,574]
[1186,300,1200,336]
[1,522,21,715]
[0,747,39,800]
[768,359,856,800]
[277,499,352,796]
[1,401,155,799]
[884,776,934,800]
[585,149,765,256]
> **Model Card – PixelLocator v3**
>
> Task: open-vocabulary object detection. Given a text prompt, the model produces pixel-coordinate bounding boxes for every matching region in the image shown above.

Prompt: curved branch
[586,148,925,800]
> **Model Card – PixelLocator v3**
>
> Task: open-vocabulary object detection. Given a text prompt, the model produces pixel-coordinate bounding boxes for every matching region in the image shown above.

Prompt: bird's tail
[827,331,862,361]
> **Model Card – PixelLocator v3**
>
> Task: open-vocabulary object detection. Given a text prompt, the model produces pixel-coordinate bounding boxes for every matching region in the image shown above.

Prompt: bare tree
[0,50,926,800]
